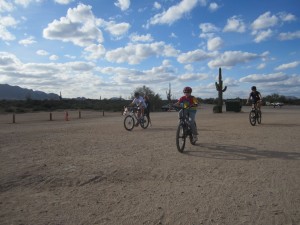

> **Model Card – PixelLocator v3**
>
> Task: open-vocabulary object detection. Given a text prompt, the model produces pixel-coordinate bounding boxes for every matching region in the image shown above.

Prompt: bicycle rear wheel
[257,110,262,124]
[124,115,135,131]
[189,122,197,145]
[176,123,186,153]
[140,115,149,129]
[249,110,256,126]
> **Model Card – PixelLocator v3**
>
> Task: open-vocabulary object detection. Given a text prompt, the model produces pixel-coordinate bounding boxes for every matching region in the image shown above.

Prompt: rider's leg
[258,101,262,111]
[141,107,144,117]
[189,111,198,135]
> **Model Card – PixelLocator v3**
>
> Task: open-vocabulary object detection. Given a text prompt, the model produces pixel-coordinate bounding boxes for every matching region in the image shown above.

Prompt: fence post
[50,112,52,121]
[102,110,104,116]
[79,110,81,119]
[12,113,16,123]
[65,111,69,121]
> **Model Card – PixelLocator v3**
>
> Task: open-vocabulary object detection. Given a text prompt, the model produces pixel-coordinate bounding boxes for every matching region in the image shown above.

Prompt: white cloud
[223,77,239,87]
[83,44,106,60]
[102,20,130,37]
[55,0,74,5]
[208,51,261,68]
[257,63,266,70]
[278,12,297,22]
[0,52,22,68]
[178,72,208,81]
[223,16,246,33]
[0,52,106,98]
[19,36,36,46]
[147,0,199,27]
[49,55,59,61]
[184,64,194,71]
[105,42,179,64]
[209,2,219,12]
[14,0,40,8]
[130,33,153,42]
[36,50,49,56]
[0,15,19,41]
[278,30,300,40]
[280,74,300,88]
[251,11,297,43]
[252,29,273,43]
[207,37,223,51]
[275,61,300,71]
[177,49,214,64]
[199,23,219,39]
[100,61,177,86]
[153,2,161,10]
[251,11,279,30]
[199,22,219,33]
[114,0,130,11]
[43,4,104,47]
[0,0,15,12]
[64,54,76,59]
[170,32,177,38]
[239,72,288,83]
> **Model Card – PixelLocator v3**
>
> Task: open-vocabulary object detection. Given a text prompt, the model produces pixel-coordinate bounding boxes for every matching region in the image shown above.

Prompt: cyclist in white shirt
[129,92,147,126]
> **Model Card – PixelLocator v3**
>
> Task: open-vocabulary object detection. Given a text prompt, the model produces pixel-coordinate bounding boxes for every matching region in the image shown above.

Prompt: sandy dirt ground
[0,105,300,225]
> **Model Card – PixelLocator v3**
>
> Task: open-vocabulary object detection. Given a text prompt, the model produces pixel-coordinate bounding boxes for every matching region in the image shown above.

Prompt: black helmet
[251,86,257,91]
[183,86,192,93]
[134,92,139,97]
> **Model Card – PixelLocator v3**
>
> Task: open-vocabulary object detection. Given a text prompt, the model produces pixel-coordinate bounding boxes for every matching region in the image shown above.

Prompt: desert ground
[0,104,299,225]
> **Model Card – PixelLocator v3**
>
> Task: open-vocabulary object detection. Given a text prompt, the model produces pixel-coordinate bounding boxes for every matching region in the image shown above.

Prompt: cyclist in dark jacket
[246,86,262,110]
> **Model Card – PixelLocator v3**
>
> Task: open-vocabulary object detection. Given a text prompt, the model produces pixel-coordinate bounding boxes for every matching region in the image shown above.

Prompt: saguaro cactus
[166,82,172,102]
[214,67,227,113]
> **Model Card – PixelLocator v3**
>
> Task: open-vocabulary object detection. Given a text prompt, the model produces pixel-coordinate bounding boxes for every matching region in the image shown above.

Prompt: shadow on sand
[183,142,300,161]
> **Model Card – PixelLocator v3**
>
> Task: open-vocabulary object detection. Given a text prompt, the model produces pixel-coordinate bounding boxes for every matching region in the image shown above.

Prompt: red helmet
[183,86,192,93]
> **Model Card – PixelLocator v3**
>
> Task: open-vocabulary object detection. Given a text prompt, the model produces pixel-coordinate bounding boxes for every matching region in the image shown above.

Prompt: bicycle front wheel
[140,115,149,129]
[257,110,262,124]
[124,115,135,131]
[249,110,256,126]
[176,123,186,153]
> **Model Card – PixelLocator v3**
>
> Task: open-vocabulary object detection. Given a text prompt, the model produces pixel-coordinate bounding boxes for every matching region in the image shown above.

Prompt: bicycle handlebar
[172,104,197,110]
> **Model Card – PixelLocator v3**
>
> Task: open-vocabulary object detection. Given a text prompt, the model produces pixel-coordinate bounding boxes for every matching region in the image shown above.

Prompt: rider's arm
[192,97,198,107]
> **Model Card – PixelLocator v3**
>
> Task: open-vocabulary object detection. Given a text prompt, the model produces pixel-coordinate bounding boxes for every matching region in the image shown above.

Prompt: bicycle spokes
[249,110,256,126]
[176,124,186,152]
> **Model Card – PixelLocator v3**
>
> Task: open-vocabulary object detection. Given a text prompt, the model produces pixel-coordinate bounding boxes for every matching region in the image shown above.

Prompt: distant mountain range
[0,84,60,100]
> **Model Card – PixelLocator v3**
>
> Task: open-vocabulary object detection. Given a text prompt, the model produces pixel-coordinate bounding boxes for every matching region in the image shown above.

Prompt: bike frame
[123,106,149,131]
[124,107,140,122]
[249,102,262,126]
[175,106,197,152]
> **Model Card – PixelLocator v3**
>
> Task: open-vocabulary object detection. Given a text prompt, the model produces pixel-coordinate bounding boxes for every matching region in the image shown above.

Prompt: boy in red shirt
[175,86,199,141]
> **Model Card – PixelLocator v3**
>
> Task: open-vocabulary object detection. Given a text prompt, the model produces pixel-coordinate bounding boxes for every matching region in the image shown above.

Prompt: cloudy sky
[0,0,299,99]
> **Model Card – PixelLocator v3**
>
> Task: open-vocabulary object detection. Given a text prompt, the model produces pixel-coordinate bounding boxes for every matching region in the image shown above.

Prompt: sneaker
[192,134,198,142]
[135,122,139,127]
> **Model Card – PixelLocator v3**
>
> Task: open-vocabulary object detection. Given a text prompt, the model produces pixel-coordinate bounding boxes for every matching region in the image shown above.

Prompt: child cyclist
[175,86,199,141]
[246,86,262,110]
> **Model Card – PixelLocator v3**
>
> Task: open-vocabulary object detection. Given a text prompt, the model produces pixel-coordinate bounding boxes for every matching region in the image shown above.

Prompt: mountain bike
[249,102,262,126]
[174,106,197,153]
[123,106,149,131]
